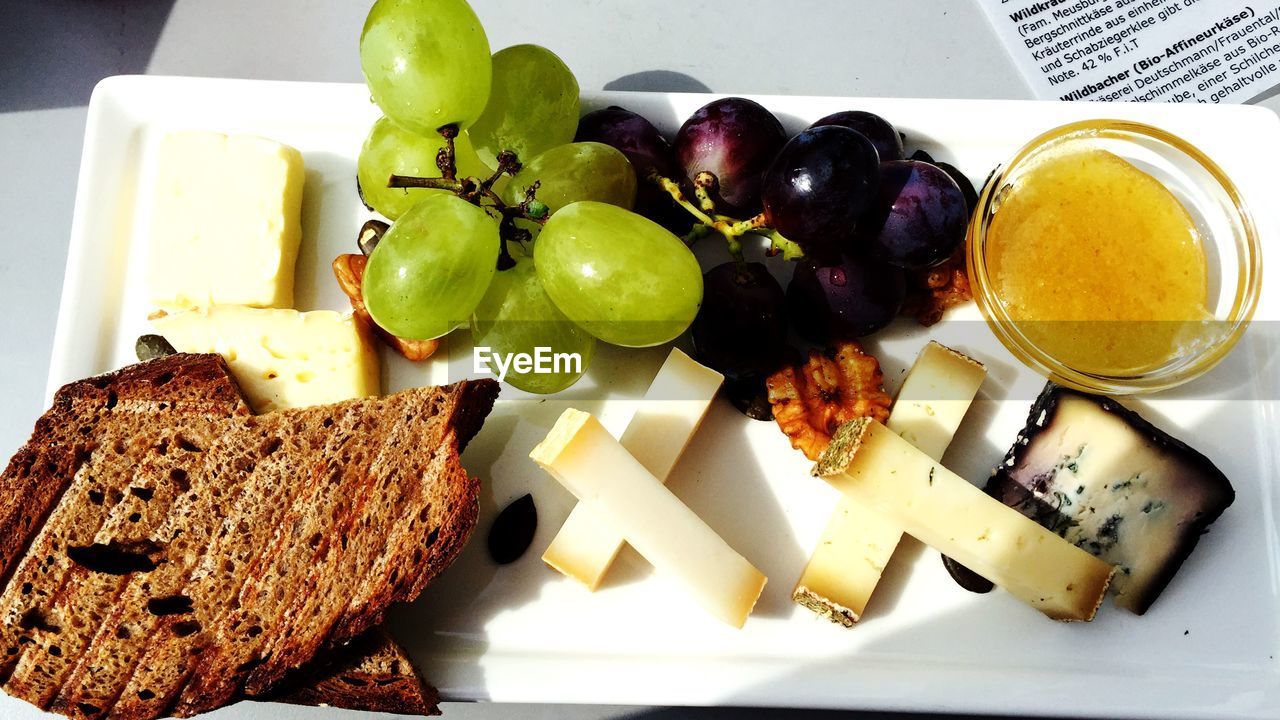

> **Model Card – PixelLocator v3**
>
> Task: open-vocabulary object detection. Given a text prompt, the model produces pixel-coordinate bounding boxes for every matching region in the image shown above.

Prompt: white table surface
[2,2,1276,719]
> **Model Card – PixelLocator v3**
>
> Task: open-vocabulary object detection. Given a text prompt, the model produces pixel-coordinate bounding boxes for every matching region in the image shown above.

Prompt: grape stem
[435,124,459,181]
[650,172,773,261]
[386,130,548,271]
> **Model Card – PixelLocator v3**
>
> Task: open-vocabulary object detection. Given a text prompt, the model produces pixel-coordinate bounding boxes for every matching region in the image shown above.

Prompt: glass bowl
[967,119,1262,394]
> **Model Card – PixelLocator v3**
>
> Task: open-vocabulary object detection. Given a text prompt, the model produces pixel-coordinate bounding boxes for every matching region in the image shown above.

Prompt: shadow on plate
[605,71,712,95]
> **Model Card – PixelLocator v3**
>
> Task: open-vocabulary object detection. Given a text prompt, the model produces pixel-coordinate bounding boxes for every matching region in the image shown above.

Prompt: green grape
[502,142,637,214]
[363,194,499,340]
[534,202,703,347]
[471,255,596,394]
[357,116,489,220]
[360,0,492,135]
[467,44,580,169]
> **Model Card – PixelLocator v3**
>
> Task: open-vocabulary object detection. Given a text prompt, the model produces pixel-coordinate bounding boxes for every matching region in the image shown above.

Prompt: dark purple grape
[932,160,978,216]
[673,97,786,216]
[787,253,905,342]
[909,150,977,216]
[858,160,967,271]
[575,106,679,181]
[810,110,905,162]
[575,106,692,234]
[691,262,788,377]
[761,126,880,259]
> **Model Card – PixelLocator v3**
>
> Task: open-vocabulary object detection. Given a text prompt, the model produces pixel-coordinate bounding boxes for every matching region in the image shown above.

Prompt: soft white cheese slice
[542,349,723,590]
[793,341,987,626]
[147,132,305,311]
[815,418,1114,622]
[531,409,766,628]
[154,306,379,414]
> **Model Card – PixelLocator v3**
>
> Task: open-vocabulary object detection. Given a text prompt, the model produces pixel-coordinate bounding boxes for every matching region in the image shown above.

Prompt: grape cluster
[352,0,973,396]
[601,96,973,384]
[354,0,702,394]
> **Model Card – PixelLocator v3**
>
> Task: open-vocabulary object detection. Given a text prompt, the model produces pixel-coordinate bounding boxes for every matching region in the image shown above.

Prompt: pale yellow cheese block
[531,409,766,628]
[815,418,1114,622]
[542,349,723,590]
[794,342,987,626]
[154,306,380,414]
[147,131,305,311]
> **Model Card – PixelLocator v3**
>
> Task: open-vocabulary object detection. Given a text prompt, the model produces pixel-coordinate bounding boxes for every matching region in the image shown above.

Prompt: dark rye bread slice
[0,356,436,717]
[0,354,249,588]
[0,355,497,719]
[274,628,440,716]
[163,380,494,719]
[0,354,251,696]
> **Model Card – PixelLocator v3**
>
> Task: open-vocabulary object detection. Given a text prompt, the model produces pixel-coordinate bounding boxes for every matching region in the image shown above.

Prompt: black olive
[942,554,994,594]
[136,335,176,362]
[488,494,537,565]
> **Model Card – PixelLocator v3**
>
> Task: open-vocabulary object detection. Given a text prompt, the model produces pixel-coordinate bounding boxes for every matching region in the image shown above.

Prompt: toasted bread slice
[275,628,440,716]
[0,355,496,719]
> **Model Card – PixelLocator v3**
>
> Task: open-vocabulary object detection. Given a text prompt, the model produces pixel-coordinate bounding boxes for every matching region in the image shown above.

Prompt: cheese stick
[793,342,986,626]
[542,349,723,590]
[532,409,766,628]
[815,418,1114,621]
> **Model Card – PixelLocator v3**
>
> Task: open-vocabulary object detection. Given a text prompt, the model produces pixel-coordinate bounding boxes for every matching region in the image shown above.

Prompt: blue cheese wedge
[147,132,305,311]
[987,384,1234,615]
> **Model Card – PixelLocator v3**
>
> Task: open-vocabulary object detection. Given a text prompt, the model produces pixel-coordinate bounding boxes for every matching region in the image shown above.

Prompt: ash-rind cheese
[987,383,1234,615]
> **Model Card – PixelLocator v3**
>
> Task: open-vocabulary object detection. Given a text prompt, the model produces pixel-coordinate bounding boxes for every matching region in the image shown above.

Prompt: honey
[986,147,1212,375]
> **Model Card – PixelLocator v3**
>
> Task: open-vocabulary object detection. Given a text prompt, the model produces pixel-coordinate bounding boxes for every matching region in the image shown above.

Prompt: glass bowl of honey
[968,119,1262,394]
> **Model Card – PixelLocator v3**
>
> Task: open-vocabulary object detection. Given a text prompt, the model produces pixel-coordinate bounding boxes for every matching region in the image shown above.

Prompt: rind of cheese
[531,409,766,628]
[154,306,380,414]
[542,349,723,590]
[147,131,305,311]
[793,342,986,626]
[815,418,1114,622]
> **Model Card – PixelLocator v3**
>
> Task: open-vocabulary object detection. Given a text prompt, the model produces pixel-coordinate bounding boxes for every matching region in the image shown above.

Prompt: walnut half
[901,242,973,327]
[765,341,893,461]
[332,254,439,362]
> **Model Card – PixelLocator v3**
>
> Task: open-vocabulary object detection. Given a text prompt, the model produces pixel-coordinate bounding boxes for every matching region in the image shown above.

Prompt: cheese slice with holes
[153,306,379,413]
[794,342,987,626]
[542,349,723,590]
[531,409,766,628]
[815,418,1114,621]
[147,131,305,311]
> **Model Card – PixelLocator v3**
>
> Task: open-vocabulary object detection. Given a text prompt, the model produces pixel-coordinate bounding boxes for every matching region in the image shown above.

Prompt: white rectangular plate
[32,76,1280,719]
